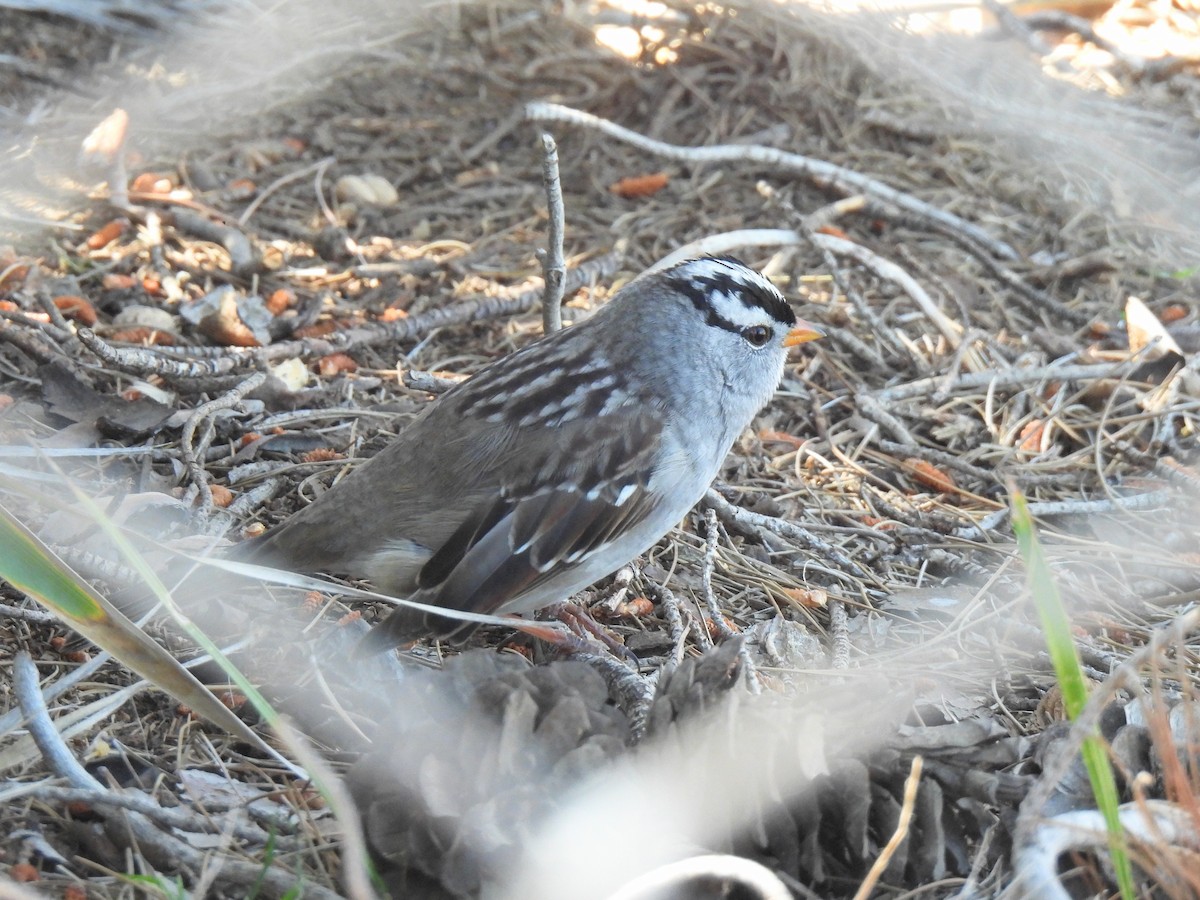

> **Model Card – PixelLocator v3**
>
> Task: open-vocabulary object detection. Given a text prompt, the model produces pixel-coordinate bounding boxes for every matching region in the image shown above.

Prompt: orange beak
[783,318,825,347]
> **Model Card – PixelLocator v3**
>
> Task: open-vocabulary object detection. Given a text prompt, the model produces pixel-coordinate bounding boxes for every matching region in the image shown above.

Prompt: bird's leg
[535,601,637,661]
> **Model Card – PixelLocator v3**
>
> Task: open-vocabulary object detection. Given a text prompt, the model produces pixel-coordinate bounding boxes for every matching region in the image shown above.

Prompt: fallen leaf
[265,288,296,315]
[1126,295,1183,357]
[783,586,828,608]
[318,353,358,376]
[187,287,269,347]
[9,863,38,882]
[86,219,127,249]
[904,458,957,493]
[227,177,257,197]
[130,172,174,194]
[53,296,98,326]
[1160,304,1188,324]
[704,615,740,639]
[79,108,128,166]
[300,447,345,463]
[1018,420,1046,453]
[759,428,804,448]
[101,273,136,291]
[0,265,28,286]
[815,225,849,239]
[614,596,655,618]
[609,172,669,199]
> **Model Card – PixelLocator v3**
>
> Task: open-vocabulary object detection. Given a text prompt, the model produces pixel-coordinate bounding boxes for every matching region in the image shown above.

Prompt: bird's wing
[360,406,664,649]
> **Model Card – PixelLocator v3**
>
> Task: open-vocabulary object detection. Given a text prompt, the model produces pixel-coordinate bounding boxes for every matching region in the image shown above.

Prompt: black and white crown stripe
[661,257,797,336]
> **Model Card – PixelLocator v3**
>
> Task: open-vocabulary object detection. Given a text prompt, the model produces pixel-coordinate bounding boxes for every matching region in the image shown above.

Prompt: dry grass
[1,0,1200,896]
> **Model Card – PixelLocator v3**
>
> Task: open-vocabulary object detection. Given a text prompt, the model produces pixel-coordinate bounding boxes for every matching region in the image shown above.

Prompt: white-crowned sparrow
[244,257,823,652]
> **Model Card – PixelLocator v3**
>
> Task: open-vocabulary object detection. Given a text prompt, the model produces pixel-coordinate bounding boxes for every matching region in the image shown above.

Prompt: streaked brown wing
[359,409,663,650]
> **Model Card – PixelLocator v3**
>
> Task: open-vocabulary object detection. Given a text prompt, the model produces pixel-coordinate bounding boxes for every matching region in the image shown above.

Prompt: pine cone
[348,651,630,898]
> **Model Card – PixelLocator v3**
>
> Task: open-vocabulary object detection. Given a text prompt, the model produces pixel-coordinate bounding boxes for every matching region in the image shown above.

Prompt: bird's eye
[742,325,772,347]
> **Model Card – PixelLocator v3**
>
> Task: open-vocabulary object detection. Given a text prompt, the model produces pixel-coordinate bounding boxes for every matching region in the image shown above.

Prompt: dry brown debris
[1,0,1199,897]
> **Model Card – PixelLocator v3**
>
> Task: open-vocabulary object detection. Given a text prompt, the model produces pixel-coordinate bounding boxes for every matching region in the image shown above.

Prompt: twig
[981,0,1052,57]
[851,755,924,900]
[856,392,921,445]
[938,227,1093,328]
[169,210,258,276]
[876,439,1001,488]
[802,195,869,231]
[101,806,346,900]
[0,309,72,344]
[957,489,1176,538]
[737,642,763,695]
[526,101,1018,261]
[0,651,112,737]
[573,649,656,743]
[35,291,73,334]
[813,232,967,353]
[0,320,61,363]
[874,360,1141,403]
[538,133,566,335]
[77,327,242,381]
[1020,12,1185,79]
[654,581,689,670]
[239,156,337,227]
[701,508,735,642]
[0,603,58,624]
[644,228,801,275]
[257,251,624,361]
[704,489,878,586]
[756,183,908,364]
[181,372,266,517]
[4,782,283,847]
[13,651,104,791]
[224,477,283,520]
[402,369,461,394]
[829,598,850,670]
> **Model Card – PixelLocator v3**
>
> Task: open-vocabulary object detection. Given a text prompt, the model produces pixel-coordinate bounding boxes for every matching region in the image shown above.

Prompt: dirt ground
[1,0,1200,897]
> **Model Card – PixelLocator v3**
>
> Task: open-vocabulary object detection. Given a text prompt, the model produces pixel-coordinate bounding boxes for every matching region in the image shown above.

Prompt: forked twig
[538,132,567,334]
[13,652,103,791]
[526,101,1018,261]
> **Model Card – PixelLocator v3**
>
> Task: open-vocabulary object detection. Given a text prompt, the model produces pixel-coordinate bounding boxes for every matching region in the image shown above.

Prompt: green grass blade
[1010,487,1135,899]
[0,501,264,749]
